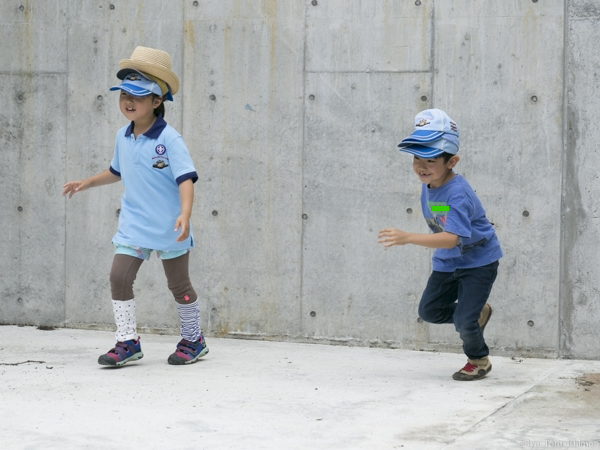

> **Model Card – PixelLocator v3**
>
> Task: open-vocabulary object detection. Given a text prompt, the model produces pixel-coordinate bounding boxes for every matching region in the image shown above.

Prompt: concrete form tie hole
[527,320,534,327]
[522,210,529,217]
[415,0,422,5]
[310,311,316,317]
[311,0,318,5]
[212,210,218,216]
[309,94,315,101]
[406,208,413,214]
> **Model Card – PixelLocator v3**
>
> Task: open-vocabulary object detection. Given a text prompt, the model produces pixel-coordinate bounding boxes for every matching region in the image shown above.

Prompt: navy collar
[125,115,167,139]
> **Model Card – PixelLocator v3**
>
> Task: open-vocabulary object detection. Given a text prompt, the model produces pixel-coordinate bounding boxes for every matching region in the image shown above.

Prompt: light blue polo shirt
[420,174,503,272]
[109,115,198,251]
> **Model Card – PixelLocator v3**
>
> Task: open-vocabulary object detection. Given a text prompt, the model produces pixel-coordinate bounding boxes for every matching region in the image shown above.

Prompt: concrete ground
[0,326,599,450]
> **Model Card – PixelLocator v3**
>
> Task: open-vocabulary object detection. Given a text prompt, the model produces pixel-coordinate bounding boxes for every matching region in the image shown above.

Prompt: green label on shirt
[429,202,449,214]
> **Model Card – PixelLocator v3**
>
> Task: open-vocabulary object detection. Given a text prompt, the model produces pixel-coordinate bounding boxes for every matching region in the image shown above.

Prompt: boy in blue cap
[378,109,502,381]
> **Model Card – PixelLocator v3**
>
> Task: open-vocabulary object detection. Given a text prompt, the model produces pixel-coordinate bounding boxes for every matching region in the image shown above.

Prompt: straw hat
[117,46,179,95]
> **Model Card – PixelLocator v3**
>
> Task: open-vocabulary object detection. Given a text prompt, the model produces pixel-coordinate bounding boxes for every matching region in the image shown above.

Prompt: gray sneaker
[452,357,492,381]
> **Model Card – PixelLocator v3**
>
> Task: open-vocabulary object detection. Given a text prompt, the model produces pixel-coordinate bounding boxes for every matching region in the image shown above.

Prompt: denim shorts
[113,242,189,260]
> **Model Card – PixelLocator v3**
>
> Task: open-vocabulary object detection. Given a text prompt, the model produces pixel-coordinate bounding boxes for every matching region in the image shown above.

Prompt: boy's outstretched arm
[62,169,121,198]
[175,179,194,242]
[378,228,459,249]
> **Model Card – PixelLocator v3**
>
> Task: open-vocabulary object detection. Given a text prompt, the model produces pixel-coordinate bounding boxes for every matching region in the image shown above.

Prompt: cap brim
[399,129,445,145]
[399,137,459,155]
[398,144,445,158]
[110,83,153,97]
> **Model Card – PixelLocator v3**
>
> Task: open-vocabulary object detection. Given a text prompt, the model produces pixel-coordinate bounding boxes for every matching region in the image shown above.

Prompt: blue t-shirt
[420,174,502,272]
[109,116,198,251]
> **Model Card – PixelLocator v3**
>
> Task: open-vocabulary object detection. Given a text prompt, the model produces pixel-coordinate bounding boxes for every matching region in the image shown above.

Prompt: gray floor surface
[1,326,599,450]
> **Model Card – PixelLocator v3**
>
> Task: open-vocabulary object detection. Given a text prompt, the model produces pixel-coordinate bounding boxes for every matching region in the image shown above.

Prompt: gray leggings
[109,252,197,304]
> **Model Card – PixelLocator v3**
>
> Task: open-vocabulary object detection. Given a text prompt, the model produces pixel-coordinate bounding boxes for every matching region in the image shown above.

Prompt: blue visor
[116,69,173,101]
[110,73,163,98]
[110,82,154,97]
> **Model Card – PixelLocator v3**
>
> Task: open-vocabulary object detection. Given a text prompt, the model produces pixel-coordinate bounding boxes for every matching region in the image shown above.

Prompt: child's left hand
[378,228,412,247]
[174,215,190,242]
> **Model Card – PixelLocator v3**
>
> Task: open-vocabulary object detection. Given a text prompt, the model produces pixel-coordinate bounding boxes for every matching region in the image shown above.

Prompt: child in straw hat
[63,46,208,367]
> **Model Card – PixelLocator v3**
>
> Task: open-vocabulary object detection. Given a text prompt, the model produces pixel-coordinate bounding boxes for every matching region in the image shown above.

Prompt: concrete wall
[1,0,598,359]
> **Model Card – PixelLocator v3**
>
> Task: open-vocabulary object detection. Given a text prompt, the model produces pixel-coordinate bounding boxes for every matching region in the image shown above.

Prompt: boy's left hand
[378,228,412,247]
[174,215,190,242]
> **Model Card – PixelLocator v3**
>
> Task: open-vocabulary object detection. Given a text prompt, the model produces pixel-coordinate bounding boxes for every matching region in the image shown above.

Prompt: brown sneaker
[452,357,492,381]
[478,303,493,334]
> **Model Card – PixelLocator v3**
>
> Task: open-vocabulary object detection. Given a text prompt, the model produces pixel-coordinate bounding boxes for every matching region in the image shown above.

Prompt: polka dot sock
[112,299,137,342]
[177,300,201,342]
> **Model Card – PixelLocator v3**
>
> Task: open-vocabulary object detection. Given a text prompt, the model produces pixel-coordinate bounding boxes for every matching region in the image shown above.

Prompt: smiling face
[412,154,459,188]
[119,91,161,124]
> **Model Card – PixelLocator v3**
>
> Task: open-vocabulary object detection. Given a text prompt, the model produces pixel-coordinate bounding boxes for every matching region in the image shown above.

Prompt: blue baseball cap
[398,109,460,158]
[110,72,163,98]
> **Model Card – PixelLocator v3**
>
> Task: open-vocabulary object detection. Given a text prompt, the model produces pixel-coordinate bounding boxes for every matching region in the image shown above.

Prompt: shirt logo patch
[155,144,166,155]
[153,160,169,169]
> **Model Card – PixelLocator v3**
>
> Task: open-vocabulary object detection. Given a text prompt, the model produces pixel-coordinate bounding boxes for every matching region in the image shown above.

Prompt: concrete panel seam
[430,0,435,105]
[0,71,66,75]
[558,0,570,358]
[305,70,432,75]
[300,0,309,330]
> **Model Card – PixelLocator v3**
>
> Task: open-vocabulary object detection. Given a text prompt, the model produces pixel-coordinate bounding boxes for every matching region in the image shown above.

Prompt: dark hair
[436,152,455,164]
[152,94,165,118]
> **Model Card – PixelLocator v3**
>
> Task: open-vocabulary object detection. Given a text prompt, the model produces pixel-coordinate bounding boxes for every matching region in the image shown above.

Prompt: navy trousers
[418,261,499,360]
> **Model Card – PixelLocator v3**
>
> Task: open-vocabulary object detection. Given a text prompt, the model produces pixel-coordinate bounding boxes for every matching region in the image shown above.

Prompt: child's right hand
[378,228,413,247]
[62,180,90,198]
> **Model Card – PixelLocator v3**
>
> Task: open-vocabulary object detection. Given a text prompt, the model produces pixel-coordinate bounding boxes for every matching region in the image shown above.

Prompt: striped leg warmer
[177,300,201,342]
